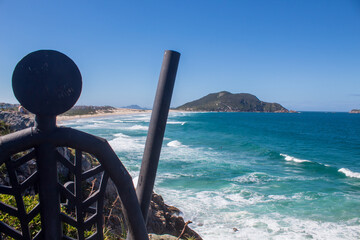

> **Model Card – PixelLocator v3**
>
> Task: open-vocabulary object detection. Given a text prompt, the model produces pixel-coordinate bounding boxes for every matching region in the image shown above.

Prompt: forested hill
[176,91,289,112]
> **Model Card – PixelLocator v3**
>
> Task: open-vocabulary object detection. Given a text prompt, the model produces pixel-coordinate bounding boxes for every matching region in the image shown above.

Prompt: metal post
[36,115,62,239]
[11,50,82,239]
[136,50,180,222]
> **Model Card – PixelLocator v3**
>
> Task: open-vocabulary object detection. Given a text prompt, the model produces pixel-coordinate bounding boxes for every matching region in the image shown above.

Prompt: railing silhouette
[0,49,180,240]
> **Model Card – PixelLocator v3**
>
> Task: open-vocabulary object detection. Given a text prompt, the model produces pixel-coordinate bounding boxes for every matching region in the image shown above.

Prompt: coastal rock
[0,103,19,110]
[147,193,202,240]
[0,111,34,131]
[148,234,178,240]
[103,189,203,239]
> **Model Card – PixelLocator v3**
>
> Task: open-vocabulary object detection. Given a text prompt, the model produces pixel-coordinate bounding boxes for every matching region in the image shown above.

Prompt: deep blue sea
[62,112,360,239]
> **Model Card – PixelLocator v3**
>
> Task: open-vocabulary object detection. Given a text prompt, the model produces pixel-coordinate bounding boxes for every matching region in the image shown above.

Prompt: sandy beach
[57,108,151,122]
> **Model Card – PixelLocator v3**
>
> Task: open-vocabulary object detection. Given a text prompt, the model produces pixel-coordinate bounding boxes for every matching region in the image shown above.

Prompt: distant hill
[61,105,116,116]
[350,109,360,114]
[176,91,288,112]
[122,105,150,110]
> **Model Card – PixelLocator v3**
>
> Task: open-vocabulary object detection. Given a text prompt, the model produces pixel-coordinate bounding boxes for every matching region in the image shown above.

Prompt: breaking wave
[280,153,311,163]
[281,154,360,180]
[108,133,145,153]
[338,168,360,179]
[167,121,186,125]
[167,140,185,148]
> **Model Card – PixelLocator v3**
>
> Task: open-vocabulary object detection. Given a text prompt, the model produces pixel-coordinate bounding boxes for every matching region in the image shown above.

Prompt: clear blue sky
[0,0,359,111]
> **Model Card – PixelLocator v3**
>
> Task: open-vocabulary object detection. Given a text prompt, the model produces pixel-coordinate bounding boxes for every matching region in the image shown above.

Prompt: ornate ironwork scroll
[0,49,180,240]
[0,50,148,240]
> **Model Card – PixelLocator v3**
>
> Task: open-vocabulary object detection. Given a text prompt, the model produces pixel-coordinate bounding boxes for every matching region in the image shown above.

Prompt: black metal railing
[0,49,180,240]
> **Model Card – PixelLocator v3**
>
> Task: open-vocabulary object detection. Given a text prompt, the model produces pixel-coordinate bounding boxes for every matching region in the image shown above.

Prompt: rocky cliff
[177,91,288,112]
[0,111,34,131]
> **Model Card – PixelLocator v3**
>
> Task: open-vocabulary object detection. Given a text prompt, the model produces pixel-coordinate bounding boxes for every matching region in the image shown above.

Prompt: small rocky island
[176,91,289,112]
[350,109,360,114]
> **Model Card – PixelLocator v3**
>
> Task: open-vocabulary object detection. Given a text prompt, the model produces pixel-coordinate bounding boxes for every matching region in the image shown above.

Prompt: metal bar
[0,221,23,239]
[95,172,108,239]
[13,150,35,168]
[27,204,40,223]
[0,186,13,195]
[19,171,38,191]
[55,151,75,172]
[136,50,180,222]
[0,128,41,157]
[5,157,31,239]
[37,141,62,239]
[75,150,85,240]
[50,128,150,239]
[82,165,103,179]
[0,201,18,216]
[36,115,62,239]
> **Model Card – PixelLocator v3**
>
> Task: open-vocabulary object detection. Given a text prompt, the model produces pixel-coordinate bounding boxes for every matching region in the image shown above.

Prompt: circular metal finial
[12,50,82,116]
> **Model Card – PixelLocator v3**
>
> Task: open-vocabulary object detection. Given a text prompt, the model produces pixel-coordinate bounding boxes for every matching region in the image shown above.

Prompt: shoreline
[7,108,306,124]
[57,108,151,122]
[56,109,188,122]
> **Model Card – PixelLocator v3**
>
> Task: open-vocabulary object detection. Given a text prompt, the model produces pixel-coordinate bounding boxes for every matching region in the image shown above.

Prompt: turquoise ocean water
[62,112,360,239]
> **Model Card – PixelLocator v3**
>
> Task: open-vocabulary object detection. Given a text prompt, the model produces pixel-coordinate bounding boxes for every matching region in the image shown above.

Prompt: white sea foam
[167,121,186,125]
[108,133,145,153]
[111,114,151,124]
[280,153,311,163]
[268,194,289,200]
[168,112,194,118]
[117,119,138,123]
[127,125,148,131]
[338,168,360,179]
[232,172,272,184]
[160,139,223,167]
[228,215,360,240]
[167,140,184,148]
[156,173,180,182]
[226,190,265,205]
[71,119,125,130]
[157,172,195,182]
[127,114,151,123]
[157,188,360,240]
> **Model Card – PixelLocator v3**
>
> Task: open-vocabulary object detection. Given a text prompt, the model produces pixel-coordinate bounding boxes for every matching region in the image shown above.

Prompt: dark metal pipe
[37,141,62,239]
[36,115,62,239]
[136,50,180,222]
[35,115,56,132]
